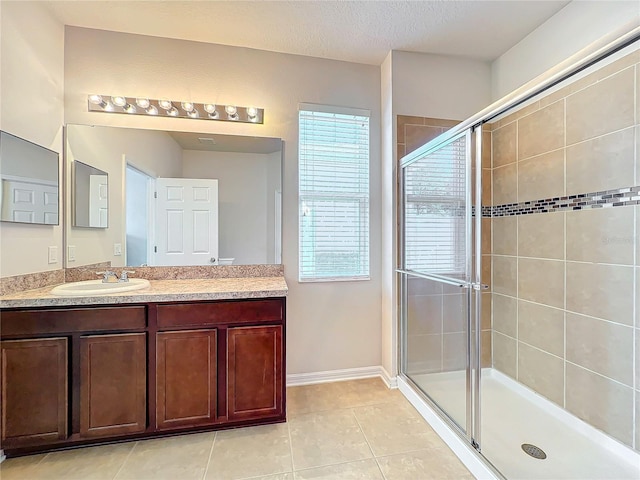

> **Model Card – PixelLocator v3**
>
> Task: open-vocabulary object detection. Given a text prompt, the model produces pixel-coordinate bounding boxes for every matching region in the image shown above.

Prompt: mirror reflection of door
[89,174,108,227]
[154,178,219,266]
[125,165,152,266]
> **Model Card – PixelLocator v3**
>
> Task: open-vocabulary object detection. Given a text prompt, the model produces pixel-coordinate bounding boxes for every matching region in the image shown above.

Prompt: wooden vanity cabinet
[156,329,217,430]
[227,325,283,421]
[0,338,68,447]
[0,296,286,456]
[79,333,146,438]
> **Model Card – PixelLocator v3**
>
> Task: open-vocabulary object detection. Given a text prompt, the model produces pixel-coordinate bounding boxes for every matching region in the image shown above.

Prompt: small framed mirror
[73,160,109,228]
[0,130,60,225]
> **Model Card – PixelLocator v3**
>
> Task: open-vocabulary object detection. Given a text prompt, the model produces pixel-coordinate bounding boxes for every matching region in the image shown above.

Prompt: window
[298,104,370,281]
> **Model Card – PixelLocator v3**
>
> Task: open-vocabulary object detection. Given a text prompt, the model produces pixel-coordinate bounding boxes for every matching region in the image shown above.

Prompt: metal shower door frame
[397,126,484,448]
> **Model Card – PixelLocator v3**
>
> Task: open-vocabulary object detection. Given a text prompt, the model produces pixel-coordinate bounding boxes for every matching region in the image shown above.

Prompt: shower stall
[397,30,640,479]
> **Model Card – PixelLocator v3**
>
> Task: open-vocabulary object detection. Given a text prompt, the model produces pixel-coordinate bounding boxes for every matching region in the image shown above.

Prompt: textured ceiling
[45,0,571,65]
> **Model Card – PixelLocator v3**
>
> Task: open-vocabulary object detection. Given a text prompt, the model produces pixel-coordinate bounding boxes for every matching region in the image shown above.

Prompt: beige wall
[489,48,640,449]
[65,125,183,268]
[182,150,281,265]
[0,1,64,277]
[64,26,383,375]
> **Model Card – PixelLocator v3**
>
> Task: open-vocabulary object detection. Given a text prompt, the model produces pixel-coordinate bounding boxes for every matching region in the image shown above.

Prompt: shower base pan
[402,368,640,479]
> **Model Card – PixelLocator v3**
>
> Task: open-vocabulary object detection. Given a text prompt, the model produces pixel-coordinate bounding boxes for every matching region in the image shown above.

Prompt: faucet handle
[96,270,118,283]
[120,270,135,282]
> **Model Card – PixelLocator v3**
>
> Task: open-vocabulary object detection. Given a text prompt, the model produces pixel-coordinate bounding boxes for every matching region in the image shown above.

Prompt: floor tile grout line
[350,407,387,479]
[286,418,296,475]
[287,398,407,419]
[201,431,217,480]
[111,440,138,480]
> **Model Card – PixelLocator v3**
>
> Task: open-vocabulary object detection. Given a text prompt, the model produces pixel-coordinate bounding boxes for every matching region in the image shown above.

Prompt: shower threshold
[402,368,640,480]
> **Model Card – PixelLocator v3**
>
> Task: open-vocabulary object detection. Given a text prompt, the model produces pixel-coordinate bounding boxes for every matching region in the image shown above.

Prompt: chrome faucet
[97,270,119,283]
[120,270,135,282]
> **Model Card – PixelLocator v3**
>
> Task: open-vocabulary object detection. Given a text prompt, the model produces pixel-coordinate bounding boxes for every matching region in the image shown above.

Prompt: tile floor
[0,378,473,480]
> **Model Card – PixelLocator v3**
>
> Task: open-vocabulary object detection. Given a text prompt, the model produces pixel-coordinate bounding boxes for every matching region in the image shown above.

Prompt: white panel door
[0,178,59,224]
[89,174,108,227]
[154,178,219,266]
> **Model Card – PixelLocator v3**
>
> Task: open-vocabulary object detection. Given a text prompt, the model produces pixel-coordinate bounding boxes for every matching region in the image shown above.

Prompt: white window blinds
[403,134,468,278]
[298,104,370,282]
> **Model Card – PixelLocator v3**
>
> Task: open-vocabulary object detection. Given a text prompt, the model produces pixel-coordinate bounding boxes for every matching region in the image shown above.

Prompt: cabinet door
[227,325,283,421]
[1,338,68,446]
[156,330,216,429]
[80,333,146,438]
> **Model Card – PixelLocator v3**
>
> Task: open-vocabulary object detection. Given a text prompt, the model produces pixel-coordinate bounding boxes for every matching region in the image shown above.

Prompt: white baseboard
[286,365,397,388]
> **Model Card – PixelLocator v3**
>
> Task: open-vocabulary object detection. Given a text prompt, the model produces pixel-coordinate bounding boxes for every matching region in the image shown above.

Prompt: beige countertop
[0,277,288,309]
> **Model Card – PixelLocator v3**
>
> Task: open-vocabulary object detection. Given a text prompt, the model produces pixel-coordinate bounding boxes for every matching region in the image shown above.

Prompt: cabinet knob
[210,258,216,264]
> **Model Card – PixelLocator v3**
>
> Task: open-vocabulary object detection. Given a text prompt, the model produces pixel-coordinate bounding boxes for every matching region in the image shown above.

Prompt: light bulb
[181,102,194,112]
[111,96,127,107]
[204,104,216,114]
[225,105,237,116]
[187,109,199,118]
[104,102,114,112]
[124,104,137,114]
[167,106,179,116]
[88,94,104,105]
[136,98,150,108]
[246,106,258,118]
[146,105,158,115]
[158,100,173,110]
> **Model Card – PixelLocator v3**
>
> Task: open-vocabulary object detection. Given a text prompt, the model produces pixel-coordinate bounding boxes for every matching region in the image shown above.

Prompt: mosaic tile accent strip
[486,185,640,217]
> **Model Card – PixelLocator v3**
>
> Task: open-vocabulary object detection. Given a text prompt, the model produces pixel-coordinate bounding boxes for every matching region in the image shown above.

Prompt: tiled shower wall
[488,48,640,450]
[398,116,492,374]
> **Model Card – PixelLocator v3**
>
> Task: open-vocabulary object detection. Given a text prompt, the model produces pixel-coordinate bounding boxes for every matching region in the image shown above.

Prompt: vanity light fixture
[111,96,127,107]
[88,95,264,124]
[136,98,150,109]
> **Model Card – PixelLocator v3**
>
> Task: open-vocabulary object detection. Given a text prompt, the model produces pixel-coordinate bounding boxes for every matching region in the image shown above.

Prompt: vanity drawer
[1,306,147,337]
[156,299,284,328]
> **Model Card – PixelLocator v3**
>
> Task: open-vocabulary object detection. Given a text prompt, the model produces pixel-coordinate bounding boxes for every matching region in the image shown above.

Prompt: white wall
[182,150,280,265]
[491,0,640,100]
[380,51,395,378]
[64,27,382,375]
[65,125,182,268]
[0,1,64,277]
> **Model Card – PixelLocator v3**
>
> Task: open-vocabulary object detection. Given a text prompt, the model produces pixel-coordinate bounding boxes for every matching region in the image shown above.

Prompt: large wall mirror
[65,124,283,268]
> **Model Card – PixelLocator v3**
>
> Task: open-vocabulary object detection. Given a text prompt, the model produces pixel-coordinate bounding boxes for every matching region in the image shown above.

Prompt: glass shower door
[399,128,482,446]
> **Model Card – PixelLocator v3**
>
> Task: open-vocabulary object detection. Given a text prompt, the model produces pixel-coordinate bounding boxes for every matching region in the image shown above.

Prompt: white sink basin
[51,278,151,296]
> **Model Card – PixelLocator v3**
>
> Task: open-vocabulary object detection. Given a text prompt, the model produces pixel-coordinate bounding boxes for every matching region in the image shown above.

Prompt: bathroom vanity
[0,277,287,457]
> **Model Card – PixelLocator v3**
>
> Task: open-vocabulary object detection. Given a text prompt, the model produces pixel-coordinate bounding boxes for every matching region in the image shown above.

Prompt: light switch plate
[48,246,58,264]
[114,243,122,256]
[68,245,76,262]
